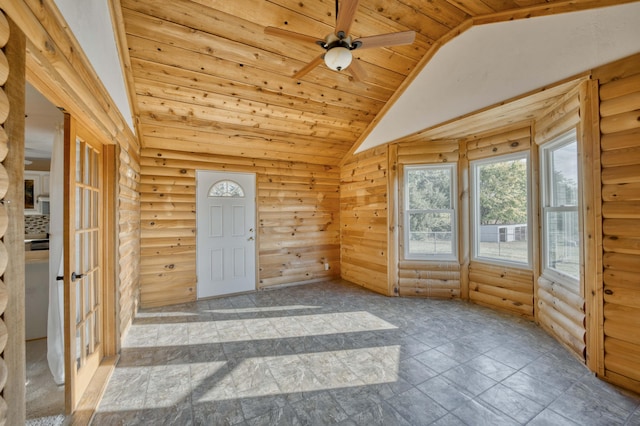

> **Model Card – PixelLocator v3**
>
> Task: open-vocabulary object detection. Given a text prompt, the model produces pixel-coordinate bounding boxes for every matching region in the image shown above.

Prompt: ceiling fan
[264,0,416,81]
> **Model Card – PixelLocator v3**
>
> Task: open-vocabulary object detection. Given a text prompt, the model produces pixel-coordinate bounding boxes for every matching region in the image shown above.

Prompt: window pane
[75,139,82,183]
[476,157,529,264]
[408,212,453,256]
[407,168,451,210]
[546,210,580,279]
[550,141,578,207]
[84,144,91,185]
[208,180,245,198]
[542,132,580,282]
[404,165,456,260]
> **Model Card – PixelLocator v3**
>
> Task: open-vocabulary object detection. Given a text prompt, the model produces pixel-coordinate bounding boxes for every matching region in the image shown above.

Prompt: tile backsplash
[25,215,50,236]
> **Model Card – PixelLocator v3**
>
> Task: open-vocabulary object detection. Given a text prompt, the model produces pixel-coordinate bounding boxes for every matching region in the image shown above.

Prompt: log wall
[117,146,141,340]
[594,54,640,393]
[0,14,10,423]
[468,261,534,317]
[396,140,461,297]
[139,149,340,307]
[0,13,26,424]
[533,87,586,359]
[398,261,461,298]
[340,147,390,295]
[465,126,535,318]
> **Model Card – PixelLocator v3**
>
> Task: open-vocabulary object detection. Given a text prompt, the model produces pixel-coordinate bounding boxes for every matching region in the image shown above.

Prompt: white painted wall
[25,83,63,158]
[54,0,134,132]
[358,2,640,152]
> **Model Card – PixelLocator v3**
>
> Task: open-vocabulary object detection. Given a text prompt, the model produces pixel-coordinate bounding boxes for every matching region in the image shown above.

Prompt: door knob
[71,271,84,282]
[248,236,254,241]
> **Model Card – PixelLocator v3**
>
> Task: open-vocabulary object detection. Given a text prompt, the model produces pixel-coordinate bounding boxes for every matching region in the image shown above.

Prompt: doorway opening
[24,82,118,422]
[196,170,257,298]
[24,82,64,423]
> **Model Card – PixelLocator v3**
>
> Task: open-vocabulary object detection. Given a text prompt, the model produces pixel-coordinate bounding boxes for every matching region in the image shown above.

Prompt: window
[541,130,580,282]
[472,153,530,265]
[208,180,245,198]
[404,164,457,260]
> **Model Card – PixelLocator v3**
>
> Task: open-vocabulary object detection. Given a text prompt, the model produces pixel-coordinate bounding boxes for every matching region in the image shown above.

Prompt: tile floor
[93,280,640,425]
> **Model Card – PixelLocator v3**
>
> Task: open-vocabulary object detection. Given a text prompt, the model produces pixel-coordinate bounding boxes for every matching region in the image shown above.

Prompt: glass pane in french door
[74,138,102,369]
[65,116,104,413]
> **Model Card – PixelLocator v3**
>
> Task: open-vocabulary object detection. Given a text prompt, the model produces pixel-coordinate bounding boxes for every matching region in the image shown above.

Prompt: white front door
[196,171,256,298]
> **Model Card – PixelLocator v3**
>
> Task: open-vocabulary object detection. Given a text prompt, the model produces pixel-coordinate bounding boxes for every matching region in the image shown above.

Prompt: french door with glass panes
[63,115,104,412]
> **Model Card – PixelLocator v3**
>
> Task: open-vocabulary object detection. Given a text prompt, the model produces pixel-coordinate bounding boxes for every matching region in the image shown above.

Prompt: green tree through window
[479,159,528,225]
[405,165,456,259]
[473,154,530,264]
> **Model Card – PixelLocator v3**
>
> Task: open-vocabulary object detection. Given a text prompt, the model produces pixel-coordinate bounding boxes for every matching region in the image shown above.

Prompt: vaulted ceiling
[117,0,626,166]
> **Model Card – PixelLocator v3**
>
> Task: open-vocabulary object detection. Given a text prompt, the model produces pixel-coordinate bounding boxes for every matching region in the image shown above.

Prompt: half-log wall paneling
[466,126,535,319]
[340,146,389,296]
[396,140,461,298]
[594,53,640,394]
[1,11,26,424]
[533,86,587,360]
[139,149,340,308]
[117,145,141,340]
[0,12,10,423]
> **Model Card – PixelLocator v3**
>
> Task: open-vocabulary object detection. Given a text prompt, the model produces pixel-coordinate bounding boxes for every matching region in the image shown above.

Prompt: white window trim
[540,129,581,286]
[471,151,532,268]
[403,164,458,261]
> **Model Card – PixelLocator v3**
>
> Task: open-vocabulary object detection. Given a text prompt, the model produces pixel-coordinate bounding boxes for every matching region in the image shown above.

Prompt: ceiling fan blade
[293,54,324,79]
[347,58,367,82]
[264,27,323,45]
[353,31,416,50]
[335,0,360,37]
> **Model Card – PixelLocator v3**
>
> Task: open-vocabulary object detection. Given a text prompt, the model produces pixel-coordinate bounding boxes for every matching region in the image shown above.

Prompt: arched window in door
[208,180,245,198]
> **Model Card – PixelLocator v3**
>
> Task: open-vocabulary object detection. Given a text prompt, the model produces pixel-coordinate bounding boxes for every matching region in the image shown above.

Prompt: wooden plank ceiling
[119,0,591,166]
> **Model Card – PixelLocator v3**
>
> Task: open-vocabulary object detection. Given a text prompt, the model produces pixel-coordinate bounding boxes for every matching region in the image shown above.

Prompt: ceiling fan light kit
[265,0,416,79]
[324,45,353,71]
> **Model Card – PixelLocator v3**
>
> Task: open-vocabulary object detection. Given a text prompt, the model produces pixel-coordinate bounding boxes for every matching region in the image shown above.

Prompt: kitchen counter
[26,250,49,263]
[25,233,49,264]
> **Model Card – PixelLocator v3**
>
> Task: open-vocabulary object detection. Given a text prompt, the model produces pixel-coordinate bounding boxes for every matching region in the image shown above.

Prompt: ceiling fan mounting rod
[325,39,351,51]
[319,32,360,51]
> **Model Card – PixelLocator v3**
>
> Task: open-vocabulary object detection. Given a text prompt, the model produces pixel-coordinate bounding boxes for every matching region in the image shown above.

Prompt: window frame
[470,151,532,268]
[540,129,581,286]
[402,163,458,262]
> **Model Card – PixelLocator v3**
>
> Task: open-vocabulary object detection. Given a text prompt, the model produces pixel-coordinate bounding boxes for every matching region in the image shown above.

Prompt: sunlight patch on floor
[187,311,398,344]
[193,345,401,403]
